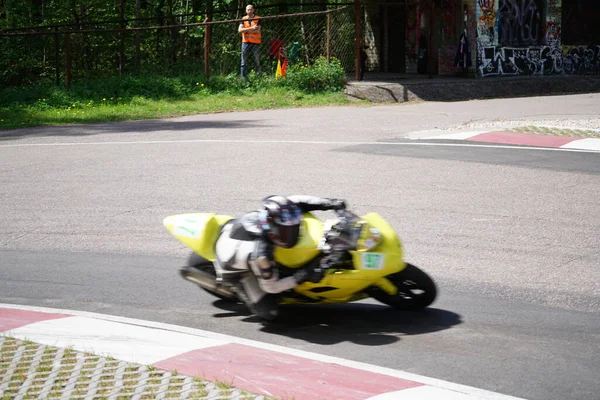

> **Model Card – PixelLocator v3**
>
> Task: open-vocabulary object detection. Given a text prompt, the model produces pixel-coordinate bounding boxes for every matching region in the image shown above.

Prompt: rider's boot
[239,273,279,321]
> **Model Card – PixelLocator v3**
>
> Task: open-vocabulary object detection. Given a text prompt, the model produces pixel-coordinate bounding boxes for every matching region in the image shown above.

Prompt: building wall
[404,2,421,73]
[359,0,598,77]
[464,0,479,74]
[438,0,478,76]
[361,0,477,76]
[475,0,599,77]
[405,0,478,76]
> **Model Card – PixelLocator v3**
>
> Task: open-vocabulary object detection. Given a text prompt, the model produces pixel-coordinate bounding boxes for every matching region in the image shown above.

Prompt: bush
[0,58,346,110]
[282,56,346,93]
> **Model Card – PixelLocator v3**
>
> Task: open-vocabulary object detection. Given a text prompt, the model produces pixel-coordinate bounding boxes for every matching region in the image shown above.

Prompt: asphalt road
[1,93,599,400]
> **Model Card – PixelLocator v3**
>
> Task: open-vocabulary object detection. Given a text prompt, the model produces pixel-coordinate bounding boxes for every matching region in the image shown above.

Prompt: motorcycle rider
[214,195,346,321]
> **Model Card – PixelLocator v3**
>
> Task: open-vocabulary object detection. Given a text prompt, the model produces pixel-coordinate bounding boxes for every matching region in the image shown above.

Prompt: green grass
[511,125,600,138]
[214,378,234,390]
[0,58,362,130]
[0,88,355,130]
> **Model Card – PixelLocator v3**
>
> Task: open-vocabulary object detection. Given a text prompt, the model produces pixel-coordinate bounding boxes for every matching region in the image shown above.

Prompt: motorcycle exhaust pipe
[179,267,236,299]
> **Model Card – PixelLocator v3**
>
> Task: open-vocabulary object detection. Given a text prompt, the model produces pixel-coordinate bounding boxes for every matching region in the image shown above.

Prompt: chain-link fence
[208,7,356,77]
[0,4,357,87]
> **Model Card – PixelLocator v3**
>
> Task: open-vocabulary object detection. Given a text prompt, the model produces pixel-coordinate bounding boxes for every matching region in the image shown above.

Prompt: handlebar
[324,209,363,252]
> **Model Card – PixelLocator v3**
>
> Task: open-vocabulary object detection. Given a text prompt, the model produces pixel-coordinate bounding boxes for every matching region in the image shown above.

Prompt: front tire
[370,263,437,310]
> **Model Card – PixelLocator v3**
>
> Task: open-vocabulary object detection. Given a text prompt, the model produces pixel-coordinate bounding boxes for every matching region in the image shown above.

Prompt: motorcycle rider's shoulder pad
[229,214,261,241]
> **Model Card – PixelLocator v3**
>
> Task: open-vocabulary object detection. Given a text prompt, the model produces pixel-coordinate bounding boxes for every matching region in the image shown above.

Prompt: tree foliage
[1,1,355,87]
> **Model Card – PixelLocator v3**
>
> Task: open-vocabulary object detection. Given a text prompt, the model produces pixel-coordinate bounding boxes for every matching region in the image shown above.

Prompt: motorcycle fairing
[288,212,405,303]
[274,213,323,268]
[163,213,233,261]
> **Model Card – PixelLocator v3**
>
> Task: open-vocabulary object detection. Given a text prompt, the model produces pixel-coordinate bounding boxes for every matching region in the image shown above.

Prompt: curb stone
[345,75,600,103]
[0,305,526,400]
[405,129,600,152]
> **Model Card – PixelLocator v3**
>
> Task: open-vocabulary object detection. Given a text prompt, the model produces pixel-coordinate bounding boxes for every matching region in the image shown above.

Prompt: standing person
[239,4,261,77]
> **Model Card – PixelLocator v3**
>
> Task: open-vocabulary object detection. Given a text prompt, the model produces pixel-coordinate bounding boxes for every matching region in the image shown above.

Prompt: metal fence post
[327,12,331,62]
[355,0,361,80]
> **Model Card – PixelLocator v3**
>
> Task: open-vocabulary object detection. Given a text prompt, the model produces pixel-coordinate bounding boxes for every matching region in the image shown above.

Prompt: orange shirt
[242,15,261,44]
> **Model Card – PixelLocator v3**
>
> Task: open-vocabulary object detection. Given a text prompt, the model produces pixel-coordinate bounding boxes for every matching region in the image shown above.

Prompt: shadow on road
[0,119,269,141]
[211,300,462,346]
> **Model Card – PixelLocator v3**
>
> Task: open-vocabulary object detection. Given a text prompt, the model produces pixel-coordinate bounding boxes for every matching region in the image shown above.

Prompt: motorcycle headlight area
[357,223,383,251]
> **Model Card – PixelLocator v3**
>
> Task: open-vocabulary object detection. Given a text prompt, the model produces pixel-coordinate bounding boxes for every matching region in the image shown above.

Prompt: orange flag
[276,59,283,79]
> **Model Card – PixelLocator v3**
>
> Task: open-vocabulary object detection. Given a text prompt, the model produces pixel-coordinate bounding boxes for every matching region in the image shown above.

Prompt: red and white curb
[0,304,524,400]
[407,130,600,152]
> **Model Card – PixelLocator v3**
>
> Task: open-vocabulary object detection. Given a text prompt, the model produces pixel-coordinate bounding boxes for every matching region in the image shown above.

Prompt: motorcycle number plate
[361,253,385,270]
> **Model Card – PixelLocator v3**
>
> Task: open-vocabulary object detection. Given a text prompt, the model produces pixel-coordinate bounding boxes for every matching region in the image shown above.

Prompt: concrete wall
[363,2,381,72]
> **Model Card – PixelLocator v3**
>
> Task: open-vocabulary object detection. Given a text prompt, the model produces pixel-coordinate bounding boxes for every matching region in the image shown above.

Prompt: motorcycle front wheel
[370,263,437,310]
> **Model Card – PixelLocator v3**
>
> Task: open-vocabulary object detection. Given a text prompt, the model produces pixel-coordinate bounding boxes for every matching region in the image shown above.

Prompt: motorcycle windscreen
[274,214,323,268]
[163,213,233,261]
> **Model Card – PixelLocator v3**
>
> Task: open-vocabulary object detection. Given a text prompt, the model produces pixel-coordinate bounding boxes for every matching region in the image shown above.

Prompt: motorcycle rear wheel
[371,263,437,310]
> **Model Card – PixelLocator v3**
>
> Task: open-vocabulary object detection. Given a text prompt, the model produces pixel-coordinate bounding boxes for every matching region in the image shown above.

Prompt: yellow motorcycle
[163,209,436,315]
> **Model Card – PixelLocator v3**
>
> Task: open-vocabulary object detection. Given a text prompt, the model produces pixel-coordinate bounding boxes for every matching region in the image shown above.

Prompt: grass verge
[0,88,358,130]
[0,59,364,130]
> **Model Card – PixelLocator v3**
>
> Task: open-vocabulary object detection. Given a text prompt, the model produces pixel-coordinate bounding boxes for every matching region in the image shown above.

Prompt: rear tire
[370,263,437,310]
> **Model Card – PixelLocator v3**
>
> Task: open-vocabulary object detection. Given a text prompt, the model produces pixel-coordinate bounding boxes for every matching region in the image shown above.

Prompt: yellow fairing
[290,212,405,303]
[274,214,323,268]
[163,213,233,261]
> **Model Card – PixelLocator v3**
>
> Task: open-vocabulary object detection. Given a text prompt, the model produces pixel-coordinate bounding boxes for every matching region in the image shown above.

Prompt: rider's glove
[328,199,346,210]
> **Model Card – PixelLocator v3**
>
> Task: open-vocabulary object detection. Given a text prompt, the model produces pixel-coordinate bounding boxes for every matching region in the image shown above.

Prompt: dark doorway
[562,0,600,44]
[385,3,406,72]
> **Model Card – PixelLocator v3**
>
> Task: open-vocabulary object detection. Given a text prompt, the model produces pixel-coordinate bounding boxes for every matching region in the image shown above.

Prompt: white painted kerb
[5,316,228,365]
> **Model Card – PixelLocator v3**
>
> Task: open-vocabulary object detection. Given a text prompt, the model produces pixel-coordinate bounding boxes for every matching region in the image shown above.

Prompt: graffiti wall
[477,0,499,47]
[478,44,600,76]
[476,0,599,76]
[497,0,545,46]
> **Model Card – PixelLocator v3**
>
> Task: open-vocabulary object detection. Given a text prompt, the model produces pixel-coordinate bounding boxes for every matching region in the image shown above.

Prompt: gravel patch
[443,118,600,138]
[0,337,270,400]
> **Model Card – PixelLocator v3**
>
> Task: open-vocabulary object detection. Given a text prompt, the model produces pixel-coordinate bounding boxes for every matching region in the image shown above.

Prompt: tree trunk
[32,0,43,23]
[156,0,165,65]
[118,0,125,74]
[136,0,141,70]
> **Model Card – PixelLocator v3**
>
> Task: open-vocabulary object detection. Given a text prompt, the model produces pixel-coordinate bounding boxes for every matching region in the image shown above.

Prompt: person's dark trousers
[241,42,261,77]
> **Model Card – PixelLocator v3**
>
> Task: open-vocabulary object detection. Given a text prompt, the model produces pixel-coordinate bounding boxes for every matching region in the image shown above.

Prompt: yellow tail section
[163,213,233,261]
